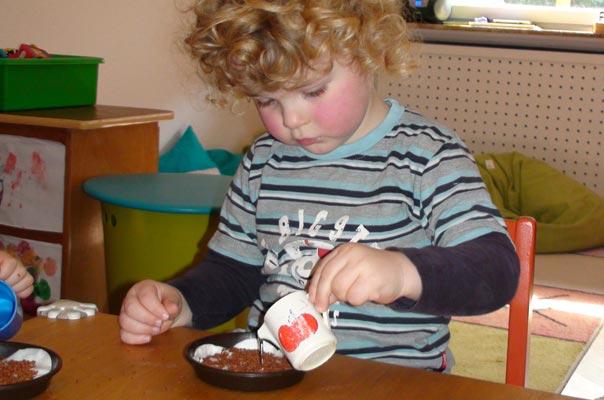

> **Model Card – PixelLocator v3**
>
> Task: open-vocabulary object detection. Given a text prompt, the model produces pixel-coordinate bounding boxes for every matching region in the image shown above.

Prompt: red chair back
[504,217,537,387]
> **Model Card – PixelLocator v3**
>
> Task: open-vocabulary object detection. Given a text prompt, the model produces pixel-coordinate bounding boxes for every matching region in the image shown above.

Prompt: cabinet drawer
[0,134,65,232]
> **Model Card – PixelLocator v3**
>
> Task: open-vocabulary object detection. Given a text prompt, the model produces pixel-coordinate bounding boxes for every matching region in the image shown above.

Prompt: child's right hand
[118,279,191,345]
[307,243,422,313]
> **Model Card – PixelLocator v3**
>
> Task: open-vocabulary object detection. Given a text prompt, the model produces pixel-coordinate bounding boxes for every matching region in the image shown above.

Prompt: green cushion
[207,149,244,176]
[159,126,243,176]
[475,152,604,253]
[159,126,218,173]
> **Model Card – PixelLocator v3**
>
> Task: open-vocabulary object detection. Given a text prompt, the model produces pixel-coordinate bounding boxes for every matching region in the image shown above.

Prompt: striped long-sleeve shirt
[170,99,519,370]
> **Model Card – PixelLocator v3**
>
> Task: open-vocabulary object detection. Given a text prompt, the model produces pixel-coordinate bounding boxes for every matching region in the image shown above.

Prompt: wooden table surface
[0,104,174,129]
[12,313,577,400]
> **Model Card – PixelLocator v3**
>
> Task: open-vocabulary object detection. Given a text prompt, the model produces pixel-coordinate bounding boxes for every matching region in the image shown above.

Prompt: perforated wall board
[379,43,603,195]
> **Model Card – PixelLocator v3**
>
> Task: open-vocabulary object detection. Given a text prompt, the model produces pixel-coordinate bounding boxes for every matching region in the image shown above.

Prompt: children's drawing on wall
[0,134,65,232]
[0,234,62,315]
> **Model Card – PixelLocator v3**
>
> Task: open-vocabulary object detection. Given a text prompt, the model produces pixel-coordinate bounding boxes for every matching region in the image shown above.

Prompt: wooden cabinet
[0,105,173,312]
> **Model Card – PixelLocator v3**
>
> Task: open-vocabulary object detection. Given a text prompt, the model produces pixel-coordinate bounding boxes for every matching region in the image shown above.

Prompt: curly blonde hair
[185,0,415,107]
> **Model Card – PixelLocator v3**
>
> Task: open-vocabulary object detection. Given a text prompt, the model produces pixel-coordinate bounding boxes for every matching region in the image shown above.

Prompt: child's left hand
[307,243,422,312]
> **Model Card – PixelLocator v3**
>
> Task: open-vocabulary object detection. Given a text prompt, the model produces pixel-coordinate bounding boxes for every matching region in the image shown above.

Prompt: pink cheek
[312,99,353,133]
[259,112,286,140]
[312,107,339,131]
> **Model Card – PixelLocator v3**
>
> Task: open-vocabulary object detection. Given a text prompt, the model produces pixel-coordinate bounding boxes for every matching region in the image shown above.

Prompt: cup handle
[257,322,279,348]
[322,311,330,329]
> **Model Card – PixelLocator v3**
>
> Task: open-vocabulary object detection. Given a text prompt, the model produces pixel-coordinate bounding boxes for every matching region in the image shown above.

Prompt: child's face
[252,61,383,155]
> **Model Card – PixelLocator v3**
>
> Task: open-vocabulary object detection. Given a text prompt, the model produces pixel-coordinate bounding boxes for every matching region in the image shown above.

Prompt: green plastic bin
[0,54,103,111]
[84,173,245,332]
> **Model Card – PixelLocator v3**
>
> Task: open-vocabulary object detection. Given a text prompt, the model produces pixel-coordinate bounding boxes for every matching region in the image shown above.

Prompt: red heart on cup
[278,313,319,352]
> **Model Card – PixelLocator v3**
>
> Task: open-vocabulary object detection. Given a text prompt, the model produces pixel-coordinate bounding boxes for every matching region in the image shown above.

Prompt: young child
[119,0,520,372]
[0,250,34,299]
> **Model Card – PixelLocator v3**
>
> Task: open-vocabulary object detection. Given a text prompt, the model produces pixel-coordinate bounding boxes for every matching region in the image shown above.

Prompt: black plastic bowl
[0,341,62,400]
[184,332,304,391]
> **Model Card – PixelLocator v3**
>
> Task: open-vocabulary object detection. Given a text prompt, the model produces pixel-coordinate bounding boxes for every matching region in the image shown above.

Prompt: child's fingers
[2,268,30,291]
[307,258,325,305]
[309,251,345,312]
[11,279,34,299]
[339,275,371,306]
[161,296,181,319]
[119,329,152,345]
[0,257,19,281]
[119,304,162,339]
[121,288,166,328]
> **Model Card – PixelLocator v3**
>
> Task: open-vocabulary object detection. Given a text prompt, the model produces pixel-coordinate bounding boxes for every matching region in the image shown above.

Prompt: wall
[4,1,602,188]
[1,0,264,154]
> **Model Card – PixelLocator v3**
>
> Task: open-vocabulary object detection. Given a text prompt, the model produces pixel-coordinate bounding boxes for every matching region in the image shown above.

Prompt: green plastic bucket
[84,173,243,332]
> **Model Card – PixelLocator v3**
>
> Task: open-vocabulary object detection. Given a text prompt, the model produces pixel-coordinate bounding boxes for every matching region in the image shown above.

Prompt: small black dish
[184,332,304,392]
[0,341,62,400]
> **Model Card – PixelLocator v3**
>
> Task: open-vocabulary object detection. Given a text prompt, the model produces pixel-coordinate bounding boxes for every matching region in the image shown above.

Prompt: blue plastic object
[0,280,22,341]
[83,173,230,214]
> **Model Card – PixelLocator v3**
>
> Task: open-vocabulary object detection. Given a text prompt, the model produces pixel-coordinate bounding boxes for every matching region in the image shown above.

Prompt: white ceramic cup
[257,290,337,371]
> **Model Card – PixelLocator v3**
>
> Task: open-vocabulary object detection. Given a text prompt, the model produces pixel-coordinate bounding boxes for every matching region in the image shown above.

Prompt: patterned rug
[449,320,587,393]
[454,285,604,343]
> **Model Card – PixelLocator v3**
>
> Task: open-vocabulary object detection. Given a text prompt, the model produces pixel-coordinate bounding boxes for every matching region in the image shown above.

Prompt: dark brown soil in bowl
[184,332,304,391]
[200,346,292,373]
[0,342,62,400]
